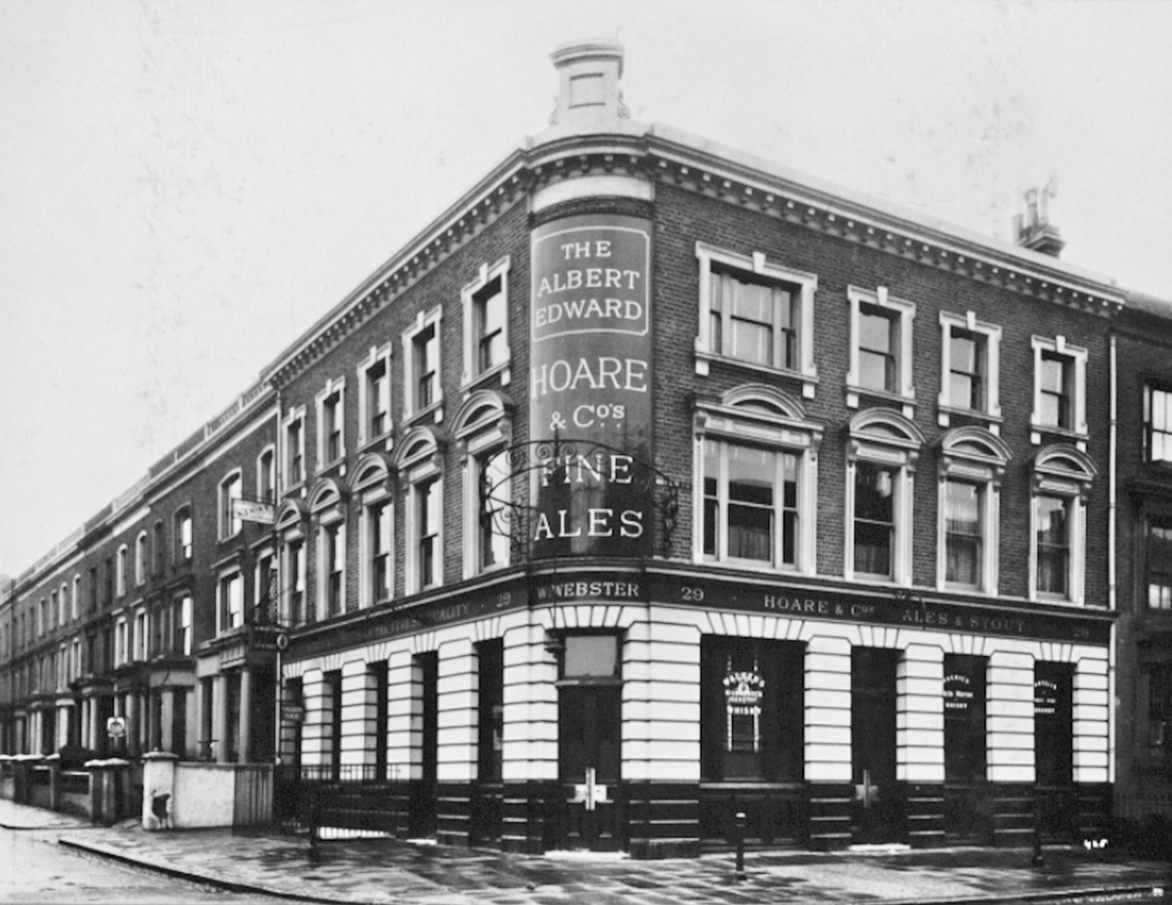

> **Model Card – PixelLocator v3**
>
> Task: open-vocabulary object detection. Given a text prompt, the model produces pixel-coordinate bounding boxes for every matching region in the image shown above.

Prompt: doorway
[409,652,438,838]
[851,647,903,844]
[557,634,622,850]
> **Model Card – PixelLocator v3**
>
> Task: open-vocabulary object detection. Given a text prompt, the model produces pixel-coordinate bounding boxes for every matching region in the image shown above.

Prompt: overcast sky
[2,0,1171,579]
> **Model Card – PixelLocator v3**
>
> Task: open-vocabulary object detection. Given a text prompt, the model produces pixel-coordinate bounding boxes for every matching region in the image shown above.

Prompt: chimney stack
[548,39,629,132]
[1015,177,1064,257]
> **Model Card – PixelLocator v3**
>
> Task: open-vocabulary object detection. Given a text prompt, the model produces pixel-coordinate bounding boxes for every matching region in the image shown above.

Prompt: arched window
[1031,445,1096,605]
[936,427,1012,593]
[694,385,822,573]
[454,390,514,578]
[395,427,445,592]
[845,408,924,583]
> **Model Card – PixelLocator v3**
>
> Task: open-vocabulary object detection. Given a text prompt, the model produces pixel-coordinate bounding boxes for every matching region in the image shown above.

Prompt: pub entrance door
[944,654,991,843]
[557,634,622,851]
[1034,661,1075,842]
[409,652,438,838]
[851,647,903,844]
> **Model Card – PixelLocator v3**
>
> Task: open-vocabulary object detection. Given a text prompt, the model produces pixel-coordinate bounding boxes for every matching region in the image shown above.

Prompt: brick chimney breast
[549,39,629,132]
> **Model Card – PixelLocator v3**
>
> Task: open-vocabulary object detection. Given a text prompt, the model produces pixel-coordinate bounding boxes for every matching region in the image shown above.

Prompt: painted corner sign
[530,214,653,558]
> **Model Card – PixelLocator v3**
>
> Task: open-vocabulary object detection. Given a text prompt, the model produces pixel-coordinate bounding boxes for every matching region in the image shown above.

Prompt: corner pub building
[2,41,1128,857]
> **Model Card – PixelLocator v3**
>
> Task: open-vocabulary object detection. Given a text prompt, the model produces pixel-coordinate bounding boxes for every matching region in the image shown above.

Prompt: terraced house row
[2,41,1170,857]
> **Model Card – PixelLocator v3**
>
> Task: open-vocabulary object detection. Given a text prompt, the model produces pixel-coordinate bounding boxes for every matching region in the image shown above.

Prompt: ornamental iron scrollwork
[480,436,680,562]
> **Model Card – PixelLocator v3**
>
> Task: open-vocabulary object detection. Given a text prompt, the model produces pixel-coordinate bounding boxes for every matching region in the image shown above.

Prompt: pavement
[1,798,1169,905]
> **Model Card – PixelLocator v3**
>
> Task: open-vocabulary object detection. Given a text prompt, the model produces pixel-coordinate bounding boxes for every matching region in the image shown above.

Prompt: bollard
[307,796,321,865]
[734,810,747,878]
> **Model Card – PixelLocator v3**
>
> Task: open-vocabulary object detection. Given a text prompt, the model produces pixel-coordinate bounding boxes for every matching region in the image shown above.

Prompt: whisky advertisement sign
[529,214,653,558]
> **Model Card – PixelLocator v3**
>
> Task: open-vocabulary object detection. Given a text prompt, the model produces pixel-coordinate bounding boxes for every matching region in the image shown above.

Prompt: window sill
[461,361,511,396]
[406,400,444,427]
[360,432,394,455]
[1029,423,1088,451]
[694,351,817,398]
[845,383,915,418]
[936,404,1003,433]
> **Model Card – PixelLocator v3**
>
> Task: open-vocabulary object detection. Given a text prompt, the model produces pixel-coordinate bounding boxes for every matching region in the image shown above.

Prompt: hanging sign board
[232,499,275,524]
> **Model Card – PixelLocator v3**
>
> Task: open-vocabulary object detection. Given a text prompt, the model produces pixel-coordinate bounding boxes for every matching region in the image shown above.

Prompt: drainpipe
[273,385,284,766]
[1108,333,1117,786]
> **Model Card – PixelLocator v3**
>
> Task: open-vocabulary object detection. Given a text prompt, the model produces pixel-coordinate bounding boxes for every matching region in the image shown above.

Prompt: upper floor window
[694,385,822,574]
[1144,383,1172,464]
[152,521,165,576]
[133,608,147,661]
[1030,335,1088,448]
[846,286,916,416]
[694,243,817,396]
[1030,444,1096,605]
[58,584,68,625]
[938,312,1002,429]
[462,258,511,388]
[357,344,392,446]
[217,570,244,634]
[936,427,1012,594]
[354,455,393,607]
[257,447,276,503]
[116,545,128,597]
[114,616,128,666]
[177,594,193,656]
[284,407,306,487]
[845,409,924,583]
[317,378,345,467]
[71,575,80,620]
[219,470,243,540]
[1145,513,1172,611]
[309,478,347,619]
[455,391,514,579]
[135,531,147,585]
[253,550,276,626]
[322,522,345,618]
[403,307,443,421]
[48,593,58,631]
[175,506,193,562]
[396,427,444,592]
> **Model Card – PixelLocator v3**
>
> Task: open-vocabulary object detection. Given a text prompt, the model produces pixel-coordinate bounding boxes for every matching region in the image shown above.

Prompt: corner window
[316,378,345,467]
[175,506,193,562]
[936,427,1011,594]
[1145,514,1172,611]
[846,286,915,416]
[938,312,1002,428]
[1030,336,1088,447]
[845,409,924,583]
[358,344,392,446]
[1144,384,1172,464]
[462,257,511,388]
[694,243,817,396]
[694,386,821,574]
[403,306,443,421]
[218,471,243,540]
[1030,445,1096,604]
[283,407,306,487]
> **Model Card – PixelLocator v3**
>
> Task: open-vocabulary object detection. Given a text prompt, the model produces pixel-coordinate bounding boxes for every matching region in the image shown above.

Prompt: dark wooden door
[851,647,902,844]
[410,652,438,838]
[559,685,622,850]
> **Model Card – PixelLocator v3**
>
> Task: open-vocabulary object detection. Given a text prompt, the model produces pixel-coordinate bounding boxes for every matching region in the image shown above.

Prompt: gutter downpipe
[1108,332,1117,788]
